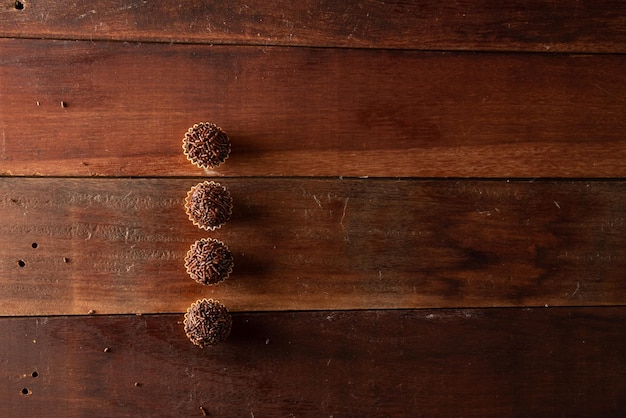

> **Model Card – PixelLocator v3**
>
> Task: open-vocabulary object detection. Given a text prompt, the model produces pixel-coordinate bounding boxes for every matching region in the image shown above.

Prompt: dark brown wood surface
[2,0,626,52]
[2,1,625,416]
[1,177,624,315]
[2,39,625,178]
[1,308,625,417]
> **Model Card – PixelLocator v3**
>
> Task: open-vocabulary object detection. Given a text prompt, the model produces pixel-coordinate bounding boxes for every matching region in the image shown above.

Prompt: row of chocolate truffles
[181,122,234,348]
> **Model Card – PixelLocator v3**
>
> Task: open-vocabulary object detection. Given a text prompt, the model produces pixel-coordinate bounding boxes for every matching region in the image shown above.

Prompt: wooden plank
[1,177,624,315]
[2,0,626,52]
[1,308,624,416]
[1,40,626,178]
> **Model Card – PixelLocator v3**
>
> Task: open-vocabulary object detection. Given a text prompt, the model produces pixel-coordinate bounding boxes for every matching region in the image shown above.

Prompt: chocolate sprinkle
[182,122,231,169]
[185,181,233,230]
[184,299,232,347]
[185,239,234,285]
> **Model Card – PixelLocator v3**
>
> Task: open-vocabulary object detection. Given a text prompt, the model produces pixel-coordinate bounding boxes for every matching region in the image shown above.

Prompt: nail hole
[21,388,30,395]
[14,1,24,10]
[18,260,26,267]
[31,243,38,249]
[31,371,38,378]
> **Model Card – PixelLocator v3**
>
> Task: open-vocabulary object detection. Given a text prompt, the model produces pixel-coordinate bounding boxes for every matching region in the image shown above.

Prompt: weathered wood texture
[1,1,624,416]
[1,177,623,315]
[2,40,625,178]
[2,0,626,52]
[1,308,625,417]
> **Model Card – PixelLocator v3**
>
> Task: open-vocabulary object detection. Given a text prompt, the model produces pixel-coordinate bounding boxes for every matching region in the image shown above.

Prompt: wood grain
[2,40,626,178]
[2,3,624,417]
[1,177,623,315]
[2,0,626,52]
[1,308,625,417]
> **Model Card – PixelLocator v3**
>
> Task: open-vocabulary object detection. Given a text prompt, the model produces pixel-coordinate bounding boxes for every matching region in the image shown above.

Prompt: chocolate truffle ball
[182,122,231,169]
[184,299,232,347]
[185,181,233,230]
[185,238,234,285]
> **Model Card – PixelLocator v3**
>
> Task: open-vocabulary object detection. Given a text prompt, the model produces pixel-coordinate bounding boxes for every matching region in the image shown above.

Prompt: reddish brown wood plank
[1,178,623,315]
[2,0,626,52]
[1,40,625,178]
[1,308,625,416]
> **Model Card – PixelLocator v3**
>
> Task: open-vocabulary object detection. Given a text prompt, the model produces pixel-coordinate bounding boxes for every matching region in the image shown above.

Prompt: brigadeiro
[185,181,233,230]
[185,238,234,285]
[182,122,231,169]
[184,299,232,347]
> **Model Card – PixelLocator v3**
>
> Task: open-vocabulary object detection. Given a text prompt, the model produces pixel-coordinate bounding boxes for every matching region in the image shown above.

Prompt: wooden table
[1,1,625,416]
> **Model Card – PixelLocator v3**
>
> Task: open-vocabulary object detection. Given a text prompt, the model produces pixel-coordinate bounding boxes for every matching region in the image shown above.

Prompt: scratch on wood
[593,83,618,99]
[313,194,323,210]
[571,281,580,297]
[554,200,561,209]
[340,197,350,242]
[77,9,96,20]
[1,130,5,161]
[116,4,136,12]
[340,198,349,226]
